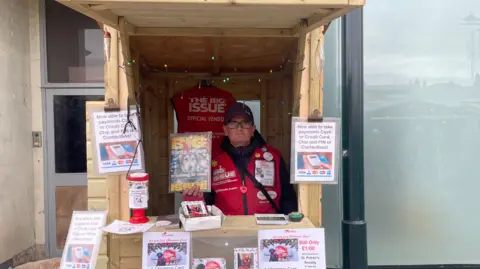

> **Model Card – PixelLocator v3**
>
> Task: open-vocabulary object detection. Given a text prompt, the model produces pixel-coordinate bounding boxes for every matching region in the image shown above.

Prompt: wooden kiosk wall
[141,74,294,215]
[85,26,325,269]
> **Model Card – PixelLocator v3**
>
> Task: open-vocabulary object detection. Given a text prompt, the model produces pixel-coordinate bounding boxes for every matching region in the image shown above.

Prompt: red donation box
[127,172,149,224]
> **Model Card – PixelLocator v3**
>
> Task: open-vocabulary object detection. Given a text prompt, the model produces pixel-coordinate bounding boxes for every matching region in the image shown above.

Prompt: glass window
[364,0,480,265]
[54,95,104,173]
[45,0,104,83]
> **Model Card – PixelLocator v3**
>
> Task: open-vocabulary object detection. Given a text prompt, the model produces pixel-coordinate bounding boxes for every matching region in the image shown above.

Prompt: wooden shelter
[57,1,365,268]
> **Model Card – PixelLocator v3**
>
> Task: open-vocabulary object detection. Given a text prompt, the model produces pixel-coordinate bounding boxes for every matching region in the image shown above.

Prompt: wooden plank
[212,37,221,75]
[281,76,292,163]
[349,0,365,5]
[296,28,324,228]
[114,215,314,240]
[309,28,322,112]
[151,72,285,80]
[99,234,108,254]
[64,0,350,5]
[56,1,118,28]
[293,7,354,35]
[119,257,141,269]
[109,236,121,269]
[101,26,123,224]
[134,27,294,37]
[118,17,136,101]
[88,178,107,198]
[88,198,108,210]
[117,20,136,221]
[295,31,314,225]
[260,80,268,136]
[58,1,363,37]
[96,255,108,269]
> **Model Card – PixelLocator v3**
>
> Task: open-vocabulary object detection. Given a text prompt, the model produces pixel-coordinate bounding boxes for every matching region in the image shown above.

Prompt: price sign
[257,228,326,269]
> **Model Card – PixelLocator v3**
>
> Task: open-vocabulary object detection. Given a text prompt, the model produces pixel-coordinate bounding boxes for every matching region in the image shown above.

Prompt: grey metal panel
[322,19,344,269]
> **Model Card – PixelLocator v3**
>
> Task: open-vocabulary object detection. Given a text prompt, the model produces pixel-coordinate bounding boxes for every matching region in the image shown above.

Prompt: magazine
[234,248,258,269]
[169,132,212,192]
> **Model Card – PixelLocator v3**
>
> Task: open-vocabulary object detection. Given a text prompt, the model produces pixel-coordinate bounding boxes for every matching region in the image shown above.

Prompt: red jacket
[211,144,282,215]
[183,131,298,215]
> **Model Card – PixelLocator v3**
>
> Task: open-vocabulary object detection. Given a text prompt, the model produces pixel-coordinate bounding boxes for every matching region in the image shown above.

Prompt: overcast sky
[364,0,480,86]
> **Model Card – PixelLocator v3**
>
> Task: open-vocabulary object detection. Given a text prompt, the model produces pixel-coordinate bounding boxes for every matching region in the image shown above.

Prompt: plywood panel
[88,179,107,198]
[132,36,297,73]
[88,198,108,210]
[96,255,108,269]
[57,1,362,36]
[141,78,175,216]
[141,74,292,215]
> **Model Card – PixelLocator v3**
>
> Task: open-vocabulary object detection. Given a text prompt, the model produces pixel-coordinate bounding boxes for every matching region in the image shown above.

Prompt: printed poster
[143,232,191,269]
[171,86,237,157]
[258,228,326,269]
[291,117,340,184]
[60,211,107,269]
[89,109,144,175]
[169,132,212,192]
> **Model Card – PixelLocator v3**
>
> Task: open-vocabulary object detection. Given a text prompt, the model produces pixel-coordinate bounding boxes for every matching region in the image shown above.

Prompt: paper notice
[102,220,154,235]
[60,211,107,269]
[292,120,337,183]
[90,110,144,174]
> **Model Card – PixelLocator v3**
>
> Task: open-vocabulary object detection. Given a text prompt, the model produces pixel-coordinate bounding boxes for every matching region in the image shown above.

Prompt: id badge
[254,160,275,187]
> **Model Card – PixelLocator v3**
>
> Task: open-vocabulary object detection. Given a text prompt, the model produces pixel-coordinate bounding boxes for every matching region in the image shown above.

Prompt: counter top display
[112,215,314,239]
[110,216,315,269]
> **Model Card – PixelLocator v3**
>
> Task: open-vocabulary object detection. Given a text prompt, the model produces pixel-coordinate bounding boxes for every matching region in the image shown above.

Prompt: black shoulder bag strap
[233,162,281,214]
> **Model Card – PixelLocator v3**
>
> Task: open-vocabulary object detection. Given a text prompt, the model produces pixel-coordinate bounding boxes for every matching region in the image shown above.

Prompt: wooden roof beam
[133,27,294,37]
[292,8,350,35]
[60,0,351,4]
[57,1,118,28]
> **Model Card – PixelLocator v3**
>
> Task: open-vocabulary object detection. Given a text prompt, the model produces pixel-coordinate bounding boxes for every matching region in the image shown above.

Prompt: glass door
[44,88,104,257]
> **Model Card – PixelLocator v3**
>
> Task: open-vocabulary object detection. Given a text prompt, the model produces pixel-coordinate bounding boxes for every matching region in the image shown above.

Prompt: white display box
[179,205,225,232]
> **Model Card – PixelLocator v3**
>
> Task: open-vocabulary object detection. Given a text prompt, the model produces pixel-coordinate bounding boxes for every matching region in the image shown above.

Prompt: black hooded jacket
[204,130,298,214]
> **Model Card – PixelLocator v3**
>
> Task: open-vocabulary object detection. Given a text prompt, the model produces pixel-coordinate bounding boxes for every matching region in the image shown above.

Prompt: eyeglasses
[226,121,253,129]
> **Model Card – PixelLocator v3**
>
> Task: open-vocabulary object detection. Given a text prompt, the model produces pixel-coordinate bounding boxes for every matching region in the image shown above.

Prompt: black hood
[220,130,266,159]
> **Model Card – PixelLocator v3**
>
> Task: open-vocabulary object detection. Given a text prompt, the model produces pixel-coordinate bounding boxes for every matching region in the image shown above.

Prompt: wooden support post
[295,27,325,228]
[103,26,120,221]
[101,25,121,269]
[118,17,136,102]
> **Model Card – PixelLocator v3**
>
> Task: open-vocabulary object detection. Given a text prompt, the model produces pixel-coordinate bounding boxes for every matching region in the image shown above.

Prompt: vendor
[183,102,298,215]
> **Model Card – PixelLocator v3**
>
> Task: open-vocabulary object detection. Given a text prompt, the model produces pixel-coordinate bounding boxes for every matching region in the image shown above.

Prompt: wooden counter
[109,216,315,269]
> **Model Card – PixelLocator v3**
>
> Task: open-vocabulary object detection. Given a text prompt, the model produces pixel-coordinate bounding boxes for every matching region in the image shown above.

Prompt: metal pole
[341,7,368,269]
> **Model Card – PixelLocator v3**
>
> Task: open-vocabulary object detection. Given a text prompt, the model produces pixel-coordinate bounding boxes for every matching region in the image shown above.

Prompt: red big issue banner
[171,87,237,157]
